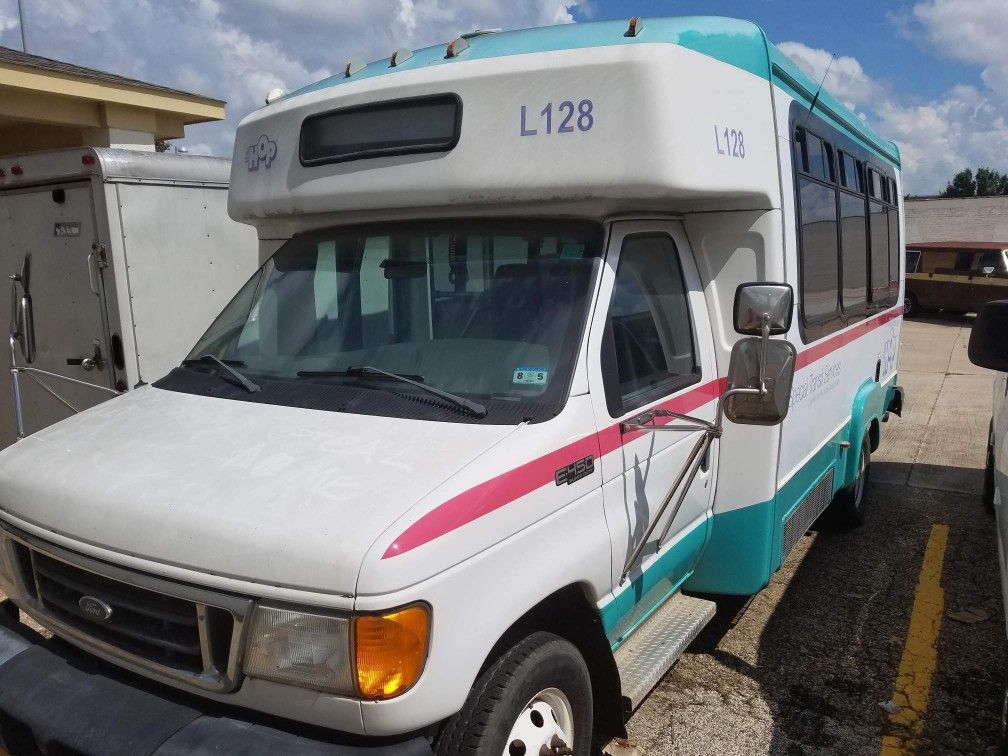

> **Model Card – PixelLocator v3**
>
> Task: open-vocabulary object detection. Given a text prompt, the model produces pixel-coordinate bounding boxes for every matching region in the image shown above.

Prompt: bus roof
[283,16,900,168]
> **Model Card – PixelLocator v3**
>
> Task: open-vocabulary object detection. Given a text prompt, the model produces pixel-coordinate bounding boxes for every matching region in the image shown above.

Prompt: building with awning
[0,46,224,155]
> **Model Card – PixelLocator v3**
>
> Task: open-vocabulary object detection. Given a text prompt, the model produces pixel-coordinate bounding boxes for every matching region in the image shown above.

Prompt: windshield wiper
[299,368,426,382]
[182,354,260,393]
[298,365,487,418]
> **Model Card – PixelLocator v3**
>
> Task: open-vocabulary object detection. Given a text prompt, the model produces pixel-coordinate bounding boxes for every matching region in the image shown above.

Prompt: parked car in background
[905,242,1008,317]
[967,299,1008,741]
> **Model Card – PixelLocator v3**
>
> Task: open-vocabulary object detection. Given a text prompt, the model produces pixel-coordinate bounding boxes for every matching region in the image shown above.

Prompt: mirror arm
[620,408,718,435]
[758,314,771,395]
[8,335,25,440]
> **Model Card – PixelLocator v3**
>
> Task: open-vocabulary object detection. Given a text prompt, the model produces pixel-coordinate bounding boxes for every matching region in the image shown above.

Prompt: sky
[1,0,1006,195]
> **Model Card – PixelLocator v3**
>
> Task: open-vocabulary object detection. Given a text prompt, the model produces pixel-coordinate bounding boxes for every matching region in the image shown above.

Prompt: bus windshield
[183,220,603,421]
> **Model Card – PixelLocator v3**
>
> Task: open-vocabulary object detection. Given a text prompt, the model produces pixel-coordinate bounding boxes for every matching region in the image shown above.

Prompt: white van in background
[2,148,258,447]
[0,16,905,755]
[969,300,1008,742]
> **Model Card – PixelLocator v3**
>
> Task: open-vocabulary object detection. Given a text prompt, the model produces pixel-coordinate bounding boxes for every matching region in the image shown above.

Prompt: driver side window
[603,234,699,416]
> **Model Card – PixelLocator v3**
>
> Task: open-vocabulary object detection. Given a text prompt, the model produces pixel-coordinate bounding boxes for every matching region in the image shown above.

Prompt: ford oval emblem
[78,595,113,622]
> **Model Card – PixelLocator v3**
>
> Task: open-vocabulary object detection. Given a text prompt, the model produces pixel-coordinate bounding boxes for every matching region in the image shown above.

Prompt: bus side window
[798,176,841,332]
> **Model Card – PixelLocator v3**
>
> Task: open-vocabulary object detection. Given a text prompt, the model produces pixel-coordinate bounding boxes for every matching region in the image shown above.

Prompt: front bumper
[0,606,432,756]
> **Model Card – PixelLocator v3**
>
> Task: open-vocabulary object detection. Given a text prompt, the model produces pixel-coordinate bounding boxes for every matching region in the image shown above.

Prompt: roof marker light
[345,59,365,77]
[81,153,96,166]
[264,88,285,105]
[390,48,413,67]
[10,165,23,176]
[626,17,643,37]
[446,36,469,58]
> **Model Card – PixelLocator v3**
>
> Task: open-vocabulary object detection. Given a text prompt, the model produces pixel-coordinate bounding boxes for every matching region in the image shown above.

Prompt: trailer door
[588,221,719,629]
[1,182,114,446]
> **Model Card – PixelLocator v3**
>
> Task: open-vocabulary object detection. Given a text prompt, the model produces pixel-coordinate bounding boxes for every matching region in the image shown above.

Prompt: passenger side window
[604,234,699,416]
[799,177,841,331]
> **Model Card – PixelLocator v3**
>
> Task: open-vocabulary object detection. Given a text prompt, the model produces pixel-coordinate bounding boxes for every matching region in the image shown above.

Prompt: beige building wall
[906,196,1008,244]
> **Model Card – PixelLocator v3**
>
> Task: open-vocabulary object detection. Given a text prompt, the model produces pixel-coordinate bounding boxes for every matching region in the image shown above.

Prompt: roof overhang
[0,60,224,138]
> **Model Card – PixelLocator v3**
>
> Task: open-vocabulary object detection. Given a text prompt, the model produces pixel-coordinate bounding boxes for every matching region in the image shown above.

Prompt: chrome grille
[782,468,834,559]
[6,534,252,693]
[30,550,205,673]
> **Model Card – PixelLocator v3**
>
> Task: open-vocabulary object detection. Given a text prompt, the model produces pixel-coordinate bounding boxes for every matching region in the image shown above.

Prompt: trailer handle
[86,251,100,296]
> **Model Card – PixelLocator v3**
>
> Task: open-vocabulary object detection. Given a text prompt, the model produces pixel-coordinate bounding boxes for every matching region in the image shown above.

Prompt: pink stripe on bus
[381,306,901,559]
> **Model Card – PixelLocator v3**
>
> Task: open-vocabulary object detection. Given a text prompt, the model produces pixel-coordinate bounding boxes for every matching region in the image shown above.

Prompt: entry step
[613,592,716,710]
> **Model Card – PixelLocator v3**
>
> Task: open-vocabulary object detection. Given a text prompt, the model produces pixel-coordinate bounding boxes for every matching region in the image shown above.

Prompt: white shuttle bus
[0,17,904,755]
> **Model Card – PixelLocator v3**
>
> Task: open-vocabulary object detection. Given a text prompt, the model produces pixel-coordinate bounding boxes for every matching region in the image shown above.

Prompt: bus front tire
[833,432,871,527]
[436,632,594,756]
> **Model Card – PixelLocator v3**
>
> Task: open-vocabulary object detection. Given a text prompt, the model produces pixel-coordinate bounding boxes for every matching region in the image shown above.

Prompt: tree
[940,168,976,198]
[975,166,1008,196]
[939,166,1008,197]
[154,138,170,153]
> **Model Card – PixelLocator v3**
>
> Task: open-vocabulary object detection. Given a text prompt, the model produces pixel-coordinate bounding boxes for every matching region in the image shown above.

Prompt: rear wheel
[904,293,921,318]
[436,632,594,756]
[832,432,871,527]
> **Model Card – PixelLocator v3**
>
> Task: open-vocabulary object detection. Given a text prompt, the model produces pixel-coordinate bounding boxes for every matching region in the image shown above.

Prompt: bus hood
[0,386,516,596]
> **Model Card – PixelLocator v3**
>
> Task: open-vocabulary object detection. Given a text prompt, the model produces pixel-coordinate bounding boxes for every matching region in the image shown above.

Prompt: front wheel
[436,632,594,756]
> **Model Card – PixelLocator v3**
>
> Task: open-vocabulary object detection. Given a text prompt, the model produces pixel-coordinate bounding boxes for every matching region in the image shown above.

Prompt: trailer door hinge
[91,242,108,268]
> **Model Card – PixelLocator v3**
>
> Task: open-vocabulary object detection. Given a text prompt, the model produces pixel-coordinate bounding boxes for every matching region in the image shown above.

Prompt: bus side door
[588,221,719,634]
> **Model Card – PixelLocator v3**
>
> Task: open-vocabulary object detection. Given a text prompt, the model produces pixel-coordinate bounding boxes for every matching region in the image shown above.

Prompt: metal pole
[16,0,27,53]
[620,431,710,585]
[9,338,24,440]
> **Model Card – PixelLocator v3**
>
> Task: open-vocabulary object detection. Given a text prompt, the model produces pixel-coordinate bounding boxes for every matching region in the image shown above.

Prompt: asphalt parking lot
[627,314,1003,755]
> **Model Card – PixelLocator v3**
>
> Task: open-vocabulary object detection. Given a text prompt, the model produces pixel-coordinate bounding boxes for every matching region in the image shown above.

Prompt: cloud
[776,42,880,111]
[0,0,577,158]
[777,35,1008,195]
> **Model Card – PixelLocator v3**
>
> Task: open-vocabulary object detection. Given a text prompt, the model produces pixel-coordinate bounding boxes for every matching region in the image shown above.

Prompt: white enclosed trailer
[1,148,258,447]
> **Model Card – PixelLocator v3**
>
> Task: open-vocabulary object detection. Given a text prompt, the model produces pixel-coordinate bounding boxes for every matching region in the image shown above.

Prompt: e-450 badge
[555,456,594,486]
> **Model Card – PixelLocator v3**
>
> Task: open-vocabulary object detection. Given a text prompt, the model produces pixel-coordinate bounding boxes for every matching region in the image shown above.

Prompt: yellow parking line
[880,523,950,755]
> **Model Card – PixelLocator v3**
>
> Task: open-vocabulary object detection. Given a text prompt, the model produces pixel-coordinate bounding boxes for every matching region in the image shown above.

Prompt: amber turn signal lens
[354,605,430,700]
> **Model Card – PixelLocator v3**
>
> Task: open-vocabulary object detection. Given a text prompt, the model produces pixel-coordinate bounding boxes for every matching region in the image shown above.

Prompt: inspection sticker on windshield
[513,367,548,386]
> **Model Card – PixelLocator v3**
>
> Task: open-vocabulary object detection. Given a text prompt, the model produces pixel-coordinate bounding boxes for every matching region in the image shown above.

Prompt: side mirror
[724,337,797,425]
[20,254,30,296]
[733,282,793,336]
[968,299,1008,372]
[8,253,35,364]
[982,265,996,277]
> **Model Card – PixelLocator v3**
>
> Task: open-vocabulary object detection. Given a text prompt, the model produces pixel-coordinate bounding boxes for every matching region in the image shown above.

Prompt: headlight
[243,605,354,694]
[243,603,430,700]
